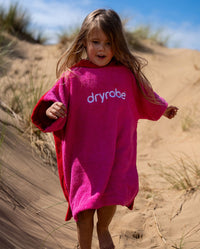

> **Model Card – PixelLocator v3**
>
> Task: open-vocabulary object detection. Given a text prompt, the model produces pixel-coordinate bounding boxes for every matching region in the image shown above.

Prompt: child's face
[86,28,114,67]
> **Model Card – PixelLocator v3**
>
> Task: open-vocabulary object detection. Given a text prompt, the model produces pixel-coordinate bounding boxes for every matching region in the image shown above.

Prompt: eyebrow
[90,37,99,40]
[89,36,110,42]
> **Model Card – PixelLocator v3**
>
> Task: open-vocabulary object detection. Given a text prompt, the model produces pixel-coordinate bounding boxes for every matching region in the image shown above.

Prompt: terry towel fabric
[31,60,168,221]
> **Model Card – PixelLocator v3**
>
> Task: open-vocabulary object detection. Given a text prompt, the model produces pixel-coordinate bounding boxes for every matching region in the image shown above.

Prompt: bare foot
[97,225,115,249]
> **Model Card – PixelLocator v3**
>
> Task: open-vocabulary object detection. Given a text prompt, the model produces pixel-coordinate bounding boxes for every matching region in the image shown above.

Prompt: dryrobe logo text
[87,88,126,104]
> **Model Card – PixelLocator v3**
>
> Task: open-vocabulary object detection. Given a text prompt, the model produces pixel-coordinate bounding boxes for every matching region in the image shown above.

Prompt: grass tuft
[172,222,200,249]
[125,24,170,51]
[57,26,80,50]
[2,69,57,169]
[0,2,47,44]
[0,125,6,180]
[158,153,200,192]
[0,30,14,75]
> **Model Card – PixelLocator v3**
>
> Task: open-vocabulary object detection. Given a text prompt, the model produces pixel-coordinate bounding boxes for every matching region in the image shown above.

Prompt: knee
[96,218,110,232]
[96,221,108,232]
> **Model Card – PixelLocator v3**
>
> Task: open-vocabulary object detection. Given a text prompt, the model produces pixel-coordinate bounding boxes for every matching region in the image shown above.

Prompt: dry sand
[0,38,200,249]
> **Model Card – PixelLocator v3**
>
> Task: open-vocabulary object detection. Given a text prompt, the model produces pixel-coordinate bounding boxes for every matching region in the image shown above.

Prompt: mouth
[97,55,106,59]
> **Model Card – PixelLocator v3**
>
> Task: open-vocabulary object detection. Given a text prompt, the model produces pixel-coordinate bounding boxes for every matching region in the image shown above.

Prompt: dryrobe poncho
[31,59,168,221]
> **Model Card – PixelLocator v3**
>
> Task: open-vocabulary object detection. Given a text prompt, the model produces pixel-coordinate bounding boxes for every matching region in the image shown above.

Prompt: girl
[31,9,178,249]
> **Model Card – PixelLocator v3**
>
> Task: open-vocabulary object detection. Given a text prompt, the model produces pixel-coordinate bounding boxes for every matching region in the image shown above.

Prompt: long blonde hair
[56,9,156,102]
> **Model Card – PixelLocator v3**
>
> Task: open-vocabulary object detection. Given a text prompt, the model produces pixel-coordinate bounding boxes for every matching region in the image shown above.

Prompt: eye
[106,41,111,46]
[92,40,99,44]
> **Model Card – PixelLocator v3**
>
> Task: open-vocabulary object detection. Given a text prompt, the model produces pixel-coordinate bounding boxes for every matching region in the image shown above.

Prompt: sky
[1,0,200,50]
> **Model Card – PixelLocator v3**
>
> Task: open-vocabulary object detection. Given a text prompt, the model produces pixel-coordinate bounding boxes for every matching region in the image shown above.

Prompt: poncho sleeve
[131,75,168,121]
[31,75,70,132]
[137,91,168,121]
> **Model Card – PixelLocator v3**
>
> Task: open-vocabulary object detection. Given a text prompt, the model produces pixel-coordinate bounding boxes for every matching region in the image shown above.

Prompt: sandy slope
[0,110,78,249]
[0,39,200,249]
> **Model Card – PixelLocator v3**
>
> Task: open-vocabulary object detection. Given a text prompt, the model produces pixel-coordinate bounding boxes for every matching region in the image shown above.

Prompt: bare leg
[76,209,95,249]
[96,205,116,249]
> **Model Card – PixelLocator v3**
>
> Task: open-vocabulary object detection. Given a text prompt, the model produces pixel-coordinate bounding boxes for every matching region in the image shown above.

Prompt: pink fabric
[31,60,168,221]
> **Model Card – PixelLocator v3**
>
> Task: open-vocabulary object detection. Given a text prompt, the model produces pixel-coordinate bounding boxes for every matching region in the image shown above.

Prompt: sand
[0,38,200,249]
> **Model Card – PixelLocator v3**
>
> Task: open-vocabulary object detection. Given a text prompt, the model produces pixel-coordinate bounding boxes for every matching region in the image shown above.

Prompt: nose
[98,43,105,51]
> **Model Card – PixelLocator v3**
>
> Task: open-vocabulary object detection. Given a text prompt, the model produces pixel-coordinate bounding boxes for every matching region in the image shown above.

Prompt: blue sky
[1,0,200,50]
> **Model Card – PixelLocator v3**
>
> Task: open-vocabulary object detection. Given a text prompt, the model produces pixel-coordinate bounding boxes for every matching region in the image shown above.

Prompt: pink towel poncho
[31,59,168,221]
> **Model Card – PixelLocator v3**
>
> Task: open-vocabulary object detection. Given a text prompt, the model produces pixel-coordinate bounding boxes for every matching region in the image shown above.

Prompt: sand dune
[0,39,200,248]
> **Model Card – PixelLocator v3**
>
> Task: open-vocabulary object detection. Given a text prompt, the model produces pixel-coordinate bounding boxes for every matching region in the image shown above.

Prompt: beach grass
[125,25,169,51]
[172,222,200,249]
[2,69,57,169]
[0,30,13,75]
[57,20,170,52]
[158,153,200,192]
[0,125,6,180]
[57,26,80,50]
[0,2,47,44]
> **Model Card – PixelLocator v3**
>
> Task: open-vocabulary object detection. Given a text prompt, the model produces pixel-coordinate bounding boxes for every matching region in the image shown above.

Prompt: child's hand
[163,105,178,119]
[46,102,67,120]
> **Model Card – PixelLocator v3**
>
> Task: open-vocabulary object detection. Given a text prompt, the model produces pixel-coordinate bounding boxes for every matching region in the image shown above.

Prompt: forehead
[88,28,109,40]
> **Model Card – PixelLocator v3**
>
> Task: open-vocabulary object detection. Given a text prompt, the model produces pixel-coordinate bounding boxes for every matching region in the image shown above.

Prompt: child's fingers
[54,102,67,117]
[47,111,59,120]
[55,102,67,110]
[167,106,178,119]
[46,102,67,119]
[46,106,59,119]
